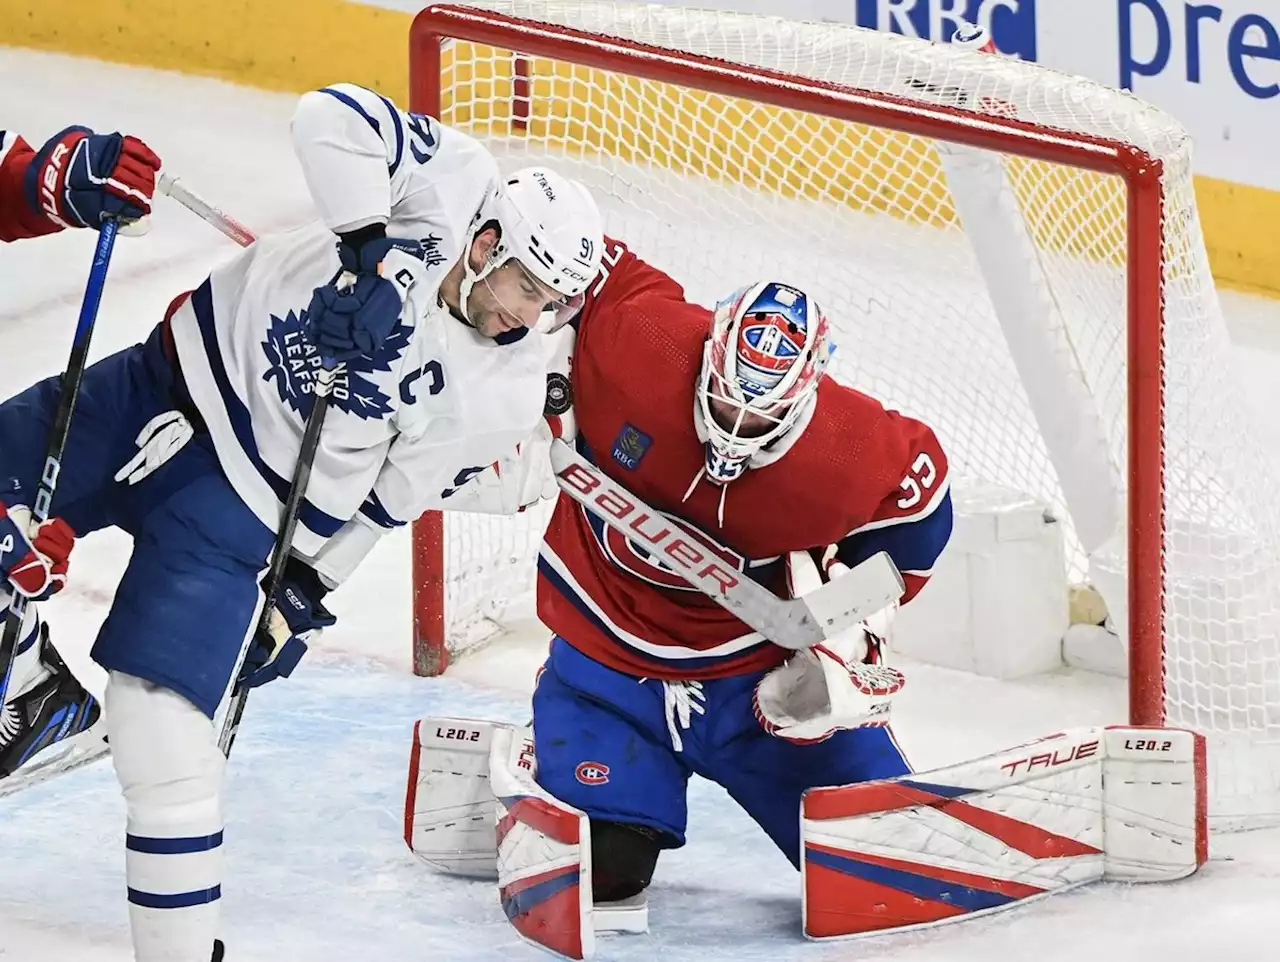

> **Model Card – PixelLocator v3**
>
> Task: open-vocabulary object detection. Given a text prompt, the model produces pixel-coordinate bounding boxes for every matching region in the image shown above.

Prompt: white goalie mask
[694,281,834,485]
[458,167,604,334]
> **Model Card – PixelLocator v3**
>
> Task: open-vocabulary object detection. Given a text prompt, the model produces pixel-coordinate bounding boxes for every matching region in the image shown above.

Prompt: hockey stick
[549,439,905,650]
[218,358,342,757]
[152,174,332,757]
[155,175,348,757]
[157,173,258,246]
[0,218,121,710]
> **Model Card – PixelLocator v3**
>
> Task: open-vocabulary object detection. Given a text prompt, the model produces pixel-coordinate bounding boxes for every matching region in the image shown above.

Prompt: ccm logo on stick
[557,463,741,595]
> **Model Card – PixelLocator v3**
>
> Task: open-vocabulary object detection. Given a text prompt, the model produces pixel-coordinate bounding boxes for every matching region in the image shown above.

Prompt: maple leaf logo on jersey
[261,309,411,421]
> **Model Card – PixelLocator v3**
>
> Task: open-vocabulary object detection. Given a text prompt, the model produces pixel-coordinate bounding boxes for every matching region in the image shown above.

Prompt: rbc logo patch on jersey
[611,423,652,471]
[262,309,410,420]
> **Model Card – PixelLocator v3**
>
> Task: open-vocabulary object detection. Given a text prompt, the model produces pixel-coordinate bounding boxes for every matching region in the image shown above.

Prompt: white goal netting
[416,0,1280,829]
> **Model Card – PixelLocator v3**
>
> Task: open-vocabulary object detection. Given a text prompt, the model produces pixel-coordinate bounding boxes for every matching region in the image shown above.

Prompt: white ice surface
[3,46,1280,962]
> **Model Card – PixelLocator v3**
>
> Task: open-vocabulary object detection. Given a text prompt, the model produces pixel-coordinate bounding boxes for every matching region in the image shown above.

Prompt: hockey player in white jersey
[0,82,603,961]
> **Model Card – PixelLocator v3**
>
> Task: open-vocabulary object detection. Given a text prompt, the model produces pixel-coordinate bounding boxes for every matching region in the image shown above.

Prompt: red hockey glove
[0,502,76,601]
[27,126,161,230]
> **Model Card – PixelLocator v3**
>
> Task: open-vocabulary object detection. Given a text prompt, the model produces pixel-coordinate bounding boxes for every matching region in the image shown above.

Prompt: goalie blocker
[405,720,1204,954]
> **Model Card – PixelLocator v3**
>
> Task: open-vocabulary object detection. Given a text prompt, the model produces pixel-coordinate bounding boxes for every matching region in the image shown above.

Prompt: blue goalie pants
[532,635,911,867]
[0,324,274,717]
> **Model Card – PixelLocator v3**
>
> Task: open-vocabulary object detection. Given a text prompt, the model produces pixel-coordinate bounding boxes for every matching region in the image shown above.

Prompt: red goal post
[405,2,1166,720]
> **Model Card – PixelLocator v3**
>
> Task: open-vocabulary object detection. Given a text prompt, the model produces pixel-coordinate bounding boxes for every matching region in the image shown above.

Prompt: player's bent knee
[590,820,663,902]
[105,671,224,818]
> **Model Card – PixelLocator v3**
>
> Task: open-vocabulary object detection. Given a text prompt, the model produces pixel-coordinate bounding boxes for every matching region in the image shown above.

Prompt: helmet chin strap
[454,232,504,328]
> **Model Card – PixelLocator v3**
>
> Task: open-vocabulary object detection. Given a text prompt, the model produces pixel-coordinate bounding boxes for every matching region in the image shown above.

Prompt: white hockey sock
[106,671,225,962]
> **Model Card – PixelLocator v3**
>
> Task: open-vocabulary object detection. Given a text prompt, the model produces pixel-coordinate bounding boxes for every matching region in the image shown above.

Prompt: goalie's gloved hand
[0,501,76,602]
[753,626,904,744]
[304,224,429,361]
[239,557,336,689]
[26,126,161,230]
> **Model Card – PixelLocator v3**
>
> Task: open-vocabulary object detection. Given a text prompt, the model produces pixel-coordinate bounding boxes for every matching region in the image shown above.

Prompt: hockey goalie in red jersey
[407,234,1206,957]
[525,236,953,908]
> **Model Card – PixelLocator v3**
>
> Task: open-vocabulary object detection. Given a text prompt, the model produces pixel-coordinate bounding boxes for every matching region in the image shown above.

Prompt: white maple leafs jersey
[168,83,548,573]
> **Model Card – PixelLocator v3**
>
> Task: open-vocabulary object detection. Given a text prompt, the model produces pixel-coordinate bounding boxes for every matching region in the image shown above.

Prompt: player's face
[469,259,562,338]
[707,390,776,438]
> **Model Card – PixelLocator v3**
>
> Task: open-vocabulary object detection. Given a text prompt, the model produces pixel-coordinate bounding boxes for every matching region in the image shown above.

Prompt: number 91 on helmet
[458,167,605,335]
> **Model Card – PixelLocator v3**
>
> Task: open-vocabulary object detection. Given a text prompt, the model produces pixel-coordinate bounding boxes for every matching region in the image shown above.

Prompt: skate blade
[0,731,110,799]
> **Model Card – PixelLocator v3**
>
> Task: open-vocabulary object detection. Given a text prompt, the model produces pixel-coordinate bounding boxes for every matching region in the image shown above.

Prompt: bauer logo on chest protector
[583,504,749,592]
[261,309,410,421]
[611,423,652,470]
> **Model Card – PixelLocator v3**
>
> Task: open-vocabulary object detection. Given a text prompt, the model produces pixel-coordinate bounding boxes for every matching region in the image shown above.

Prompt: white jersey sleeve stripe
[844,475,952,537]
[373,90,406,177]
[317,86,384,141]
[317,85,405,177]
[358,489,406,530]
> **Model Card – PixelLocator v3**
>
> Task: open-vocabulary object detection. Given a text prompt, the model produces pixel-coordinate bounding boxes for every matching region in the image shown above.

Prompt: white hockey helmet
[459,167,604,333]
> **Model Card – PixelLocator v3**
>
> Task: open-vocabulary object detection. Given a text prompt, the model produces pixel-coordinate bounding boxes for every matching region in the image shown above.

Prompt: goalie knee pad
[590,820,663,903]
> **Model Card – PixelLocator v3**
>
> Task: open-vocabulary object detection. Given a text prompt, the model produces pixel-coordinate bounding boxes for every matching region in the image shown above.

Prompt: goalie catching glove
[754,549,905,744]
[238,557,335,688]
[0,501,76,601]
[754,627,903,744]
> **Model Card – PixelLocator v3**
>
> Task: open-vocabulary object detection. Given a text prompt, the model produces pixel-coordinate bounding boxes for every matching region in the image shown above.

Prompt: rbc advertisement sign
[852,0,1038,60]
[639,0,1279,189]
[1119,0,1280,98]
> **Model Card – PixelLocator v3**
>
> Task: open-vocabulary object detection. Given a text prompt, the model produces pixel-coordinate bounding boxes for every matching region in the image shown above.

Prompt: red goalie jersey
[537,237,953,680]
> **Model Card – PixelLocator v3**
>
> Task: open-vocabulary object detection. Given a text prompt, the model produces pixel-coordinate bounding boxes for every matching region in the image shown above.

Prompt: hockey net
[408,0,1280,829]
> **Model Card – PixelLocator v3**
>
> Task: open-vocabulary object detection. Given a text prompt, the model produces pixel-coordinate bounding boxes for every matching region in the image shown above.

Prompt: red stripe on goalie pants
[496,795,581,847]
[804,784,1102,860]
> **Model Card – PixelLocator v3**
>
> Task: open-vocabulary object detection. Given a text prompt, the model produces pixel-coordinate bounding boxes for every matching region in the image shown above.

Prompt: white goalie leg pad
[800,725,1206,939]
[491,724,595,961]
[403,716,511,878]
[106,671,226,962]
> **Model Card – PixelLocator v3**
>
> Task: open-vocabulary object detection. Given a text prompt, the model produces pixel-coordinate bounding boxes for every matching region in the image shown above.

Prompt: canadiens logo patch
[575,761,610,785]
[544,372,572,417]
[611,423,652,470]
[261,308,410,421]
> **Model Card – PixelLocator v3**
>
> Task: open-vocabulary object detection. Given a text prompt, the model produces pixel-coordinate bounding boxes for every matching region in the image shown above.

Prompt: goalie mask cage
[408,0,1280,831]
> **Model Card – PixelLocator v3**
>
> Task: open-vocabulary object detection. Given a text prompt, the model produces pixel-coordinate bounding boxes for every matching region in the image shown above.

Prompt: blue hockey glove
[304,225,428,361]
[239,558,336,689]
[25,126,161,229]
